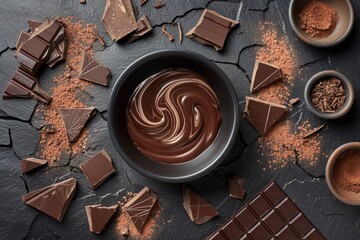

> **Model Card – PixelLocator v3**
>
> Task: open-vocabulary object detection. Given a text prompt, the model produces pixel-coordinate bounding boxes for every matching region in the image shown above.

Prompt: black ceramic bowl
[108,50,239,182]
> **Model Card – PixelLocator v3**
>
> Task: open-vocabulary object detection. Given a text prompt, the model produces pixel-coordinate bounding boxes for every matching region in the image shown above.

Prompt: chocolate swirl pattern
[127,68,221,164]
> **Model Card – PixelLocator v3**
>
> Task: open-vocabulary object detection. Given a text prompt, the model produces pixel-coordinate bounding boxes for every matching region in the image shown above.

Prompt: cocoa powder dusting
[116,192,160,239]
[299,0,339,39]
[334,150,360,194]
[255,22,322,169]
[34,17,97,162]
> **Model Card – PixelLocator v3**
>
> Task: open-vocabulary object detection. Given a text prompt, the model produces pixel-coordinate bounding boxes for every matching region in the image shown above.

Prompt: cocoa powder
[334,150,360,194]
[299,0,339,39]
[255,22,322,169]
[34,17,97,162]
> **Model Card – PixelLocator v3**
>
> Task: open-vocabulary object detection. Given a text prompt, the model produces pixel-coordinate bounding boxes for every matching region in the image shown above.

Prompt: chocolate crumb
[94,31,106,46]
[290,98,300,105]
[79,0,86,3]
[302,124,325,139]
[154,0,165,9]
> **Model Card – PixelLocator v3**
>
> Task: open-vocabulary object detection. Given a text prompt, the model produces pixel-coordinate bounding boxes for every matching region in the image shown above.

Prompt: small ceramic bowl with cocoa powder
[304,70,354,119]
[326,142,360,205]
[289,0,354,47]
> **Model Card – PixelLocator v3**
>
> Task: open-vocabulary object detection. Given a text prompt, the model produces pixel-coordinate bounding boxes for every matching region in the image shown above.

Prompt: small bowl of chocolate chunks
[304,70,354,119]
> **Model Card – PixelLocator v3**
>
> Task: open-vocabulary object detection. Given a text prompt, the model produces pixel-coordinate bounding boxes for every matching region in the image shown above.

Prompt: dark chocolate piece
[207,181,325,240]
[302,124,325,139]
[3,67,52,104]
[186,9,239,51]
[162,25,174,42]
[79,150,116,190]
[124,186,158,232]
[85,204,118,234]
[183,186,219,225]
[250,60,282,93]
[21,157,47,174]
[79,51,111,86]
[27,19,68,67]
[59,107,95,143]
[101,0,138,42]
[128,15,152,43]
[16,31,30,50]
[178,22,183,44]
[22,178,77,222]
[228,176,246,199]
[16,19,66,74]
[94,31,106,46]
[244,97,287,135]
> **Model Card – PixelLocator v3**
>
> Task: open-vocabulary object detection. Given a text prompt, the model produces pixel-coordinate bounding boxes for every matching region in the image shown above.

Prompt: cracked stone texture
[1,0,360,239]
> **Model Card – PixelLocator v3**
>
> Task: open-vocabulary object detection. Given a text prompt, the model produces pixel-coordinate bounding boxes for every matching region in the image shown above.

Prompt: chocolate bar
[207,181,325,240]
[186,9,239,51]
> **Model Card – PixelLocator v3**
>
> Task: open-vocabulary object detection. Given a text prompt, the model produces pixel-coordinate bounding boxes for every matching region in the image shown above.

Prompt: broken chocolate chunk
[21,157,47,174]
[182,186,219,225]
[244,97,287,135]
[16,19,66,74]
[228,176,246,199]
[79,51,111,86]
[27,19,42,32]
[59,107,95,143]
[250,60,282,93]
[154,0,165,9]
[101,0,138,42]
[124,187,158,232]
[3,67,52,104]
[128,15,152,43]
[85,204,118,234]
[290,97,300,105]
[79,150,116,190]
[186,9,239,51]
[162,25,174,42]
[22,178,77,222]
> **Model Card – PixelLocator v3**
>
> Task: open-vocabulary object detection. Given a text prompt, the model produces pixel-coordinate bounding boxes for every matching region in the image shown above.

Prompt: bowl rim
[326,142,360,205]
[107,49,240,182]
[288,0,354,47]
[304,70,354,120]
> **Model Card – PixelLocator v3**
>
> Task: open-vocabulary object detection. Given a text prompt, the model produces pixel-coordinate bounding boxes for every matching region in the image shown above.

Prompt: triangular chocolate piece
[27,19,43,32]
[21,157,48,174]
[22,178,77,222]
[244,97,287,135]
[250,60,282,93]
[182,186,219,225]
[85,204,118,234]
[128,15,152,44]
[124,187,157,232]
[228,176,246,199]
[59,107,95,143]
[79,51,111,86]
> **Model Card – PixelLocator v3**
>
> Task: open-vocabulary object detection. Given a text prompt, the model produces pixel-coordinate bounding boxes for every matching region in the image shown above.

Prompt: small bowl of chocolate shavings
[289,0,354,47]
[304,70,354,119]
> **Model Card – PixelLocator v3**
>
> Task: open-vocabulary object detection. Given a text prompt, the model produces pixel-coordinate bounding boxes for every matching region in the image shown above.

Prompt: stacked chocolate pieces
[3,19,67,104]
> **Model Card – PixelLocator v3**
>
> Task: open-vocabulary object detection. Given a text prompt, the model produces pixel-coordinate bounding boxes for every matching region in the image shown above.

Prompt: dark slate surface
[0,0,360,240]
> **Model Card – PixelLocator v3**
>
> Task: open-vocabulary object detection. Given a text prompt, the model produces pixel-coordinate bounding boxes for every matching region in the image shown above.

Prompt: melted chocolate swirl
[127,68,221,164]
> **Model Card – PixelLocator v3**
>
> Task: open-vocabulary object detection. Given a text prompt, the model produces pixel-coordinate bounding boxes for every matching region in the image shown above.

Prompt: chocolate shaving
[178,22,183,44]
[290,97,300,105]
[22,178,77,222]
[302,124,325,139]
[154,0,165,9]
[162,25,174,42]
[140,0,148,6]
[124,187,158,232]
[311,77,347,113]
[94,31,106,46]
[182,186,219,225]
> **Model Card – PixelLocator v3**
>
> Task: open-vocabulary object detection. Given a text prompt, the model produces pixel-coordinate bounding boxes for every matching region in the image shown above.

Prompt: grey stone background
[0,0,360,239]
